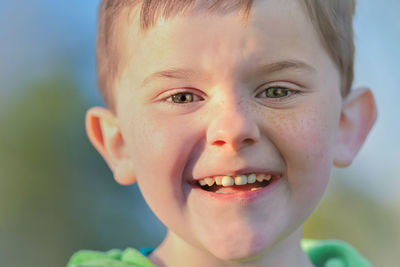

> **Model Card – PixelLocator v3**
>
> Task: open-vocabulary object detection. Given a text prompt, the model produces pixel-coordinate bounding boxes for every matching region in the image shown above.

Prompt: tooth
[247,173,256,183]
[222,176,234,186]
[205,177,215,186]
[215,176,223,185]
[251,187,262,191]
[199,179,207,186]
[234,175,247,185]
[256,174,265,182]
[265,174,272,181]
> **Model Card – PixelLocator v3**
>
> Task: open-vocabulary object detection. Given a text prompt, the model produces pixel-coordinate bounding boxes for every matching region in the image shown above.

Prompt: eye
[256,86,299,99]
[166,92,203,104]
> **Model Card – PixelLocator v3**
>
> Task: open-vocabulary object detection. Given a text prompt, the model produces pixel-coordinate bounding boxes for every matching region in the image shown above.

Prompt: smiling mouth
[195,173,278,194]
[202,180,271,194]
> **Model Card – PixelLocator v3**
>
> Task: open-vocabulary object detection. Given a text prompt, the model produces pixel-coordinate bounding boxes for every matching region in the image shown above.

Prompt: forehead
[117,0,334,93]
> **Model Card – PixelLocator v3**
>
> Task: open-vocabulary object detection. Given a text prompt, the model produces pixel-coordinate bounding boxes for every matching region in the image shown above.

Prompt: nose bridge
[206,91,260,151]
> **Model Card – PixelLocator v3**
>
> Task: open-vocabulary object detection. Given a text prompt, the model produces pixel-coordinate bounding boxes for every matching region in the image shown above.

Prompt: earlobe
[334,88,377,167]
[114,159,137,185]
[85,107,136,185]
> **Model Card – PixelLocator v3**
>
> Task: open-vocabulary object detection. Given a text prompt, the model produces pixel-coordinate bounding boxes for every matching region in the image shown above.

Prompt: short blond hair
[96,0,356,112]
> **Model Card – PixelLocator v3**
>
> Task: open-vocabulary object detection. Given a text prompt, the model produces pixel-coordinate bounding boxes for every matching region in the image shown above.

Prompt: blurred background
[0,0,398,266]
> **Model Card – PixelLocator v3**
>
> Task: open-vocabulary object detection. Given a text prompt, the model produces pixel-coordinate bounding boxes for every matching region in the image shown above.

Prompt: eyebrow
[140,59,316,87]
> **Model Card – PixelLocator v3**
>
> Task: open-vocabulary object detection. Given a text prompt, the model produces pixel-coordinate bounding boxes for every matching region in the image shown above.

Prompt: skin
[86,0,377,266]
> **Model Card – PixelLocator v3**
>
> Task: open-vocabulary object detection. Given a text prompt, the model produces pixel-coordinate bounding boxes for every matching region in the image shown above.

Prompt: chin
[204,230,272,262]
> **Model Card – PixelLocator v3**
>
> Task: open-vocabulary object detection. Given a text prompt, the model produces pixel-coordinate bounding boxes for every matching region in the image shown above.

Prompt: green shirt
[67,239,371,267]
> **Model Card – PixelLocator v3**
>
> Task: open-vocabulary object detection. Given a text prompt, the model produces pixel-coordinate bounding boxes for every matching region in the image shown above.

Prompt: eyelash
[163,86,301,104]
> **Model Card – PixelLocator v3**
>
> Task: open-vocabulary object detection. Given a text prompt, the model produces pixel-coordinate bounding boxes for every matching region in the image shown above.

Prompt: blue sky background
[348,0,400,205]
[1,0,399,211]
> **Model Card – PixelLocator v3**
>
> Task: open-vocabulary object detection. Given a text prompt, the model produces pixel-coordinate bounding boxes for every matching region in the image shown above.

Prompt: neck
[148,227,314,267]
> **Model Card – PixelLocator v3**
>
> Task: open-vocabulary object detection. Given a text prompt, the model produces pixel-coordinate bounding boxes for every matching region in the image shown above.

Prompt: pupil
[268,88,287,98]
[173,93,192,103]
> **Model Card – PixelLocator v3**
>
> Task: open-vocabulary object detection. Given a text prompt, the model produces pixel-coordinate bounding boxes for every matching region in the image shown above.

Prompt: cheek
[270,106,334,161]
[127,112,185,180]
[266,103,339,196]
[121,110,199,211]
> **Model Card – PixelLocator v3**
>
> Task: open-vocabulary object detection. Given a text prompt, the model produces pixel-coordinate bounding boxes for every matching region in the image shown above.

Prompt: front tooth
[222,176,234,186]
[234,175,247,185]
[199,179,207,186]
[215,176,223,185]
[247,173,256,183]
[205,177,215,186]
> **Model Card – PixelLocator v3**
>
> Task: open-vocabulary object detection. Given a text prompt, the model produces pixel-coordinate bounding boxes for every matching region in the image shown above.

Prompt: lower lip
[188,176,284,204]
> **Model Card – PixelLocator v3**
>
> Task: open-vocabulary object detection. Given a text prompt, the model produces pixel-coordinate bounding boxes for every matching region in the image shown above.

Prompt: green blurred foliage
[0,73,397,266]
[0,75,163,267]
[304,177,399,266]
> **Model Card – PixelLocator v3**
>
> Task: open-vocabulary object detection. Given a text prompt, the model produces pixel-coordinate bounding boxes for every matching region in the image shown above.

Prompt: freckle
[266,110,297,134]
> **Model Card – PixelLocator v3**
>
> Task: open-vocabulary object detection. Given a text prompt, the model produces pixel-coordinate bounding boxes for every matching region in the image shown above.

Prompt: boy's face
[114,0,342,260]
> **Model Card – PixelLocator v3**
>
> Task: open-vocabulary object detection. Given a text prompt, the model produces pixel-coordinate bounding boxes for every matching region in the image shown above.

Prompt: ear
[85,107,136,185]
[334,87,377,167]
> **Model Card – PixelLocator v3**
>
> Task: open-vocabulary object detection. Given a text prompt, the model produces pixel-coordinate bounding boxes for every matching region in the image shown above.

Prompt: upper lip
[191,167,282,181]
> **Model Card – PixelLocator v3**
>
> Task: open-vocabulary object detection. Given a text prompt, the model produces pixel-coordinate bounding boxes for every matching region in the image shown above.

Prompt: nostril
[213,140,226,147]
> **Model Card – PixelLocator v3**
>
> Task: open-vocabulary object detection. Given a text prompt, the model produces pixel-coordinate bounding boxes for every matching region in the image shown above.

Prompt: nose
[207,99,260,151]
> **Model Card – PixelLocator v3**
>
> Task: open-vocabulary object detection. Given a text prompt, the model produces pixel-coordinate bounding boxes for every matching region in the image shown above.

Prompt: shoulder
[67,240,370,267]
[301,239,371,267]
[66,247,157,267]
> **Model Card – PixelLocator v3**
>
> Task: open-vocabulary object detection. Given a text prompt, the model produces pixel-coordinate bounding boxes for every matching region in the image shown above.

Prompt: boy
[68,0,377,266]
